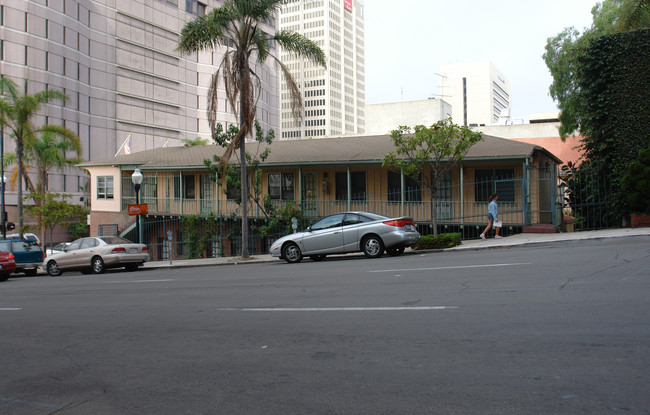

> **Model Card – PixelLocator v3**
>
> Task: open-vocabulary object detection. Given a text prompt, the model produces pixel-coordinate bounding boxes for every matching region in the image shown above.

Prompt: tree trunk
[239,64,249,259]
[17,140,23,238]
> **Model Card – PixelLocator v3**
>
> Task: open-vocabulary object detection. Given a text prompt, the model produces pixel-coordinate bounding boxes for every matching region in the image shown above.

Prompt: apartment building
[0,0,281,196]
[279,0,365,139]
[439,61,511,127]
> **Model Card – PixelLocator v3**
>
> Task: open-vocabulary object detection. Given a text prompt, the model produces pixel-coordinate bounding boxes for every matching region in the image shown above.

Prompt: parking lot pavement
[140,228,650,270]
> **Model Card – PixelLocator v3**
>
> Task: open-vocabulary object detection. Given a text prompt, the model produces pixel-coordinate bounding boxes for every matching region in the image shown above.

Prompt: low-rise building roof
[78,133,562,170]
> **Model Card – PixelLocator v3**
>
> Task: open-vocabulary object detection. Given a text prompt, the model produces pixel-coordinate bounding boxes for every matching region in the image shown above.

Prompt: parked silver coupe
[270,211,420,263]
[44,236,149,276]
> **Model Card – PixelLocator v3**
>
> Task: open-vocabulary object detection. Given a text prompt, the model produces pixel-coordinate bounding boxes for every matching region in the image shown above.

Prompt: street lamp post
[1,175,5,240]
[131,168,143,244]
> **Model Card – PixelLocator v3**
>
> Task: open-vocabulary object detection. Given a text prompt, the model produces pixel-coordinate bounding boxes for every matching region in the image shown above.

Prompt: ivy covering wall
[575,28,650,218]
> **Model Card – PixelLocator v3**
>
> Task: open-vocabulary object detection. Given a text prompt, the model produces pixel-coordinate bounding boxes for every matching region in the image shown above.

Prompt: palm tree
[26,129,83,194]
[177,0,326,258]
[619,0,650,31]
[0,76,69,237]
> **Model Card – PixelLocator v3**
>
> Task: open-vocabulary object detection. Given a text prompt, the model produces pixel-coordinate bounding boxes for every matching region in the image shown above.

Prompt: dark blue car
[0,240,43,276]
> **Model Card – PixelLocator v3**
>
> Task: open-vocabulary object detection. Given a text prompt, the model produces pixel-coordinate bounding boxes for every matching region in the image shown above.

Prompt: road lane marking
[104,279,176,283]
[368,262,532,273]
[0,308,22,311]
[1,398,60,409]
[218,306,457,312]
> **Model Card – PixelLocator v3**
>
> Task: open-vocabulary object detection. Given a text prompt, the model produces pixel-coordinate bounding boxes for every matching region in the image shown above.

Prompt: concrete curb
[140,228,650,270]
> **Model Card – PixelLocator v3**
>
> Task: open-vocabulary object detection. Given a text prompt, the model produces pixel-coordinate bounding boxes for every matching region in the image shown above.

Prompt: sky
[364,0,600,122]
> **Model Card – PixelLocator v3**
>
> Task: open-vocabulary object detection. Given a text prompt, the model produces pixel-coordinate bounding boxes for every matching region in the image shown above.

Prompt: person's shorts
[488,213,495,221]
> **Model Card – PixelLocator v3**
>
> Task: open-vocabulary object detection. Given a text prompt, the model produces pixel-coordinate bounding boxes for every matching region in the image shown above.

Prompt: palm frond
[274,56,303,120]
[273,30,327,68]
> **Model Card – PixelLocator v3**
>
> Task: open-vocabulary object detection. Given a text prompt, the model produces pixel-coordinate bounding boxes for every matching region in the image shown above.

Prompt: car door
[301,213,345,254]
[74,238,100,267]
[57,239,83,268]
[341,213,362,252]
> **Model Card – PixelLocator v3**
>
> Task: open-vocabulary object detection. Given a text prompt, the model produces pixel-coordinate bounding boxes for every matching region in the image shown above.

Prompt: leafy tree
[177,0,326,258]
[68,221,90,239]
[0,76,71,237]
[382,119,483,236]
[543,0,650,138]
[204,120,273,215]
[23,192,88,252]
[181,137,209,146]
[621,146,650,213]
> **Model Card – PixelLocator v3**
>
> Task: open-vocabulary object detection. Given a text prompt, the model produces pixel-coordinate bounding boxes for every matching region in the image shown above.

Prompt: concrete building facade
[439,61,511,127]
[365,98,452,135]
[0,0,281,198]
[279,0,365,139]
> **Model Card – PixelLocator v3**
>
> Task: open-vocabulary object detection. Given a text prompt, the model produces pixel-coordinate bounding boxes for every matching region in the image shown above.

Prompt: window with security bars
[268,173,294,200]
[335,171,366,201]
[474,169,515,202]
[387,171,422,202]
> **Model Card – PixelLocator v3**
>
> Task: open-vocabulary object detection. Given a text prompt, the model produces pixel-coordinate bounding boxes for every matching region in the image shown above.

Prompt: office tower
[439,61,511,127]
[279,0,365,139]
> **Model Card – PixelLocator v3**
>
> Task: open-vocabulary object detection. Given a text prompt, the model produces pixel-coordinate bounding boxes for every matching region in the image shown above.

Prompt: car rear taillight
[9,253,14,260]
[112,247,127,253]
[383,219,415,227]
[142,247,148,252]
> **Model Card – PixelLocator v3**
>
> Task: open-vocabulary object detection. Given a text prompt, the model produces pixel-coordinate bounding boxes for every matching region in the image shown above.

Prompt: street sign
[128,204,148,216]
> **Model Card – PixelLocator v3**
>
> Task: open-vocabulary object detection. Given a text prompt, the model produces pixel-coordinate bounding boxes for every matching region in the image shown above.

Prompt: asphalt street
[1,236,649,414]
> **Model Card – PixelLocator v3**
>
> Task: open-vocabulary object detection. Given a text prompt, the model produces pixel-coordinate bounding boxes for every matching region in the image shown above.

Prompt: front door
[302,172,318,218]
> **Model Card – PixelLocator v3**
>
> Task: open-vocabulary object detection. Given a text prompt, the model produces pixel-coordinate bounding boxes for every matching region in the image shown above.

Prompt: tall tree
[0,76,69,237]
[543,0,650,138]
[382,119,484,236]
[177,0,326,258]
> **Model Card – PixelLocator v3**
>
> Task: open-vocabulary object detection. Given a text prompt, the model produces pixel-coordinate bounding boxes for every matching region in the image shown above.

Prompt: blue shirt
[488,200,498,221]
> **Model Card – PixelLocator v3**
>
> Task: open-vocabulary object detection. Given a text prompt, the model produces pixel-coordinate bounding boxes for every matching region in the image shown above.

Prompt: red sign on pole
[128,204,148,216]
[344,0,352,13]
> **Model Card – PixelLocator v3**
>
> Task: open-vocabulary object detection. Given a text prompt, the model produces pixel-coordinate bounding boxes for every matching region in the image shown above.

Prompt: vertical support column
[298,168,303,209]
[179,171,184,216]
[460,164,465,230]
[347,166,351,211]
[215,171,219,215]
[400,170,405,217]
[551,162,557,227]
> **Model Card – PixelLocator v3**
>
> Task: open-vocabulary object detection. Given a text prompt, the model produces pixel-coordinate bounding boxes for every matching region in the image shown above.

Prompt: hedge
[412,233,461,250]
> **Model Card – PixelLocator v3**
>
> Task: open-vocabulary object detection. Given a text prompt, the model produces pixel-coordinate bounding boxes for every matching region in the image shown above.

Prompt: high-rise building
[0,0,281,194]
[439,61,511,127]
[279,0,365,139]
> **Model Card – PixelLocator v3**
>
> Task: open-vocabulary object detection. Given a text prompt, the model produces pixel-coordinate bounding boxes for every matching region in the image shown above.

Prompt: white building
[279,0,365,139]
[0,0,281,195]
[439,61,511,127]
[365,98,452,135]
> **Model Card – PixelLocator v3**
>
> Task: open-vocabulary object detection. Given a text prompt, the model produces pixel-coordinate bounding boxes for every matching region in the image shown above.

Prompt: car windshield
[100,236,133,245]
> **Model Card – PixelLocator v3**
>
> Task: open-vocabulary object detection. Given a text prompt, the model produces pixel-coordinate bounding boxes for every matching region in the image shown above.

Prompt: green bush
[413,233,461,250]
[68,222,89,239]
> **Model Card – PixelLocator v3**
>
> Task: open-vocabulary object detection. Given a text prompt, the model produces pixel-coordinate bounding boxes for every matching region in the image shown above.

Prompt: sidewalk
[142,228,650,270]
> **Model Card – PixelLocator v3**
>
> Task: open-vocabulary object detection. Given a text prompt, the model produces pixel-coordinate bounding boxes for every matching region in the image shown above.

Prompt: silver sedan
[43,236,149,276]
[270,211,420,263]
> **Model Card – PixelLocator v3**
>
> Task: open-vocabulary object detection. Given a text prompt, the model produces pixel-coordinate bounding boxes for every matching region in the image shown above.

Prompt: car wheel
[282,242,303,264]
[91,256,106,274]
[310,255,326,262]
[0,273,9,282]
[386,246,405,256]
[24,269,38,277]
[46,261,63,277]
[125,263,139,272]
[362,235,384,258]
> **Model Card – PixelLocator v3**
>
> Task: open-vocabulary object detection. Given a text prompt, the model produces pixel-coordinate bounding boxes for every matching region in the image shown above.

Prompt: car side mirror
[306,226,312,232]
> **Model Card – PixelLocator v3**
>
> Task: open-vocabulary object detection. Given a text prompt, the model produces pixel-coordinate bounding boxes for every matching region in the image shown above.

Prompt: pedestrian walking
[480,193,502,239]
